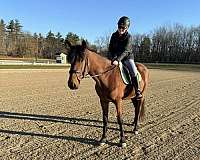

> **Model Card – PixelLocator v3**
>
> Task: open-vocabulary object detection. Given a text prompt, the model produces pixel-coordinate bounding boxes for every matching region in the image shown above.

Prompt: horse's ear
[65,40,72,48]
[82,40,87,49]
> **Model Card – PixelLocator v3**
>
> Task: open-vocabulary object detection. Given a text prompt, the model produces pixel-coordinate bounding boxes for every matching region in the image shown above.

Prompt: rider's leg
[124,59,142,99]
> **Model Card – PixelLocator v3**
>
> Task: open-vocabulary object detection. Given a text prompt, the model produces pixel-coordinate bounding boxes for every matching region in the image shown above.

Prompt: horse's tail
[137,63,149,122]
[141,65,150,95]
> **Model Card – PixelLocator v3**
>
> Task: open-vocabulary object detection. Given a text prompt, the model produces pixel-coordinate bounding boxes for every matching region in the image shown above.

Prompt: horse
[67,40,149,147]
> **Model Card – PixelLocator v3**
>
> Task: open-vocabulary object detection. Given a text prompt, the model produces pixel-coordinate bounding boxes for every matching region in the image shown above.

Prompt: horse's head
[66,40,88,90]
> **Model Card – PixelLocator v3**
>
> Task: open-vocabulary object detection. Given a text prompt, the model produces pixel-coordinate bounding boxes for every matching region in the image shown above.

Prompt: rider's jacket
[108,31,134,62]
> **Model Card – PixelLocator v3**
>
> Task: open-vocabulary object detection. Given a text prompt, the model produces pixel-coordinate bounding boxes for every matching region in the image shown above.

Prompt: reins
[69,51,116,80]
[70,53,117,79]
[84,65,116,78]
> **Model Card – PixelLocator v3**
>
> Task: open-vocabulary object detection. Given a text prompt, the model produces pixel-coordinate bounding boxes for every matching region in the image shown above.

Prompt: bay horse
[67,40,149,147]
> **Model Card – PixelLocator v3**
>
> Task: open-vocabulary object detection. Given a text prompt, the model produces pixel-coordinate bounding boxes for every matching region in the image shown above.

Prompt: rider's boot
[131,76,142,99]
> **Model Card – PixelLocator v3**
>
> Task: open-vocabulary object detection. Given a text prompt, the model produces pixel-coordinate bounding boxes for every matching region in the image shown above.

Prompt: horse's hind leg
[99,99,109,146]
[132,98,142,134]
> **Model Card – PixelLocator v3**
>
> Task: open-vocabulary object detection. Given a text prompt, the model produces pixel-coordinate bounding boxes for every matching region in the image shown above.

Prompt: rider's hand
[112,60,119,66]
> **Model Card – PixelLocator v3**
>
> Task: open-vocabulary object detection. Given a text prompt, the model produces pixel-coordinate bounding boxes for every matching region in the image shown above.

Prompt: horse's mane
[67,43,111,66]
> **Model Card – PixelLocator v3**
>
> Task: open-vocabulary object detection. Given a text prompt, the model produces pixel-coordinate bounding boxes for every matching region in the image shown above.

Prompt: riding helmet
[118,16,130,28]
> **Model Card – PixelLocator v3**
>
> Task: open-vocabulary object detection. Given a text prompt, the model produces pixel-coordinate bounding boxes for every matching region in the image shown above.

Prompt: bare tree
[94,34,110,56]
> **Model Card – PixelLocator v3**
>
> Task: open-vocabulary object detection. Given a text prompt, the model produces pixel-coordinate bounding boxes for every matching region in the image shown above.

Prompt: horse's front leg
[115,99,126,147]
[99,99,109,146]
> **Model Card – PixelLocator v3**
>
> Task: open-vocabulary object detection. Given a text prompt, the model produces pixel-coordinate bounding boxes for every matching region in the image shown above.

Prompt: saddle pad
[119,62,142,85]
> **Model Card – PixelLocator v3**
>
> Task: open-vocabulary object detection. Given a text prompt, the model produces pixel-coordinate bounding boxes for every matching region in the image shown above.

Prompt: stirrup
[136,91,142,99]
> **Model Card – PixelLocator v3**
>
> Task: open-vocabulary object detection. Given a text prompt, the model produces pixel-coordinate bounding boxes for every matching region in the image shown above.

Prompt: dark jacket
[108,31,134,62]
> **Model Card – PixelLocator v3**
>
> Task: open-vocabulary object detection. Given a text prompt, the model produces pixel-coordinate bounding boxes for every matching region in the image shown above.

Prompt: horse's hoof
[99,142,106,146]
[99,139,106,146]
[134,130,139,135]
[121,142,127,148]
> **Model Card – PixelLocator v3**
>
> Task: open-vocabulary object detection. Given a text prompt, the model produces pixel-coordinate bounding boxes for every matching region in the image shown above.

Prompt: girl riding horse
[108,16,142,99]
[67,39,149,147]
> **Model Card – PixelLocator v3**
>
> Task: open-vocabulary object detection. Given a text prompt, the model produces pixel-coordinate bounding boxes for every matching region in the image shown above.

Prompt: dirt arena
[0,68,199,160]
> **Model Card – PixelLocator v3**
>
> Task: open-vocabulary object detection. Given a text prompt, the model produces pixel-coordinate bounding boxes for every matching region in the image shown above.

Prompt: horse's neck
[87,50,111,76]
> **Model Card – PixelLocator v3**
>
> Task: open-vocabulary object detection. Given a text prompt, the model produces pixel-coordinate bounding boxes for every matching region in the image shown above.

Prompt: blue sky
[0,0,200,43]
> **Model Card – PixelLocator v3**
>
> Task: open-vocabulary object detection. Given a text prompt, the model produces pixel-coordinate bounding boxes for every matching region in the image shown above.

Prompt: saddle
[119,62,141,85]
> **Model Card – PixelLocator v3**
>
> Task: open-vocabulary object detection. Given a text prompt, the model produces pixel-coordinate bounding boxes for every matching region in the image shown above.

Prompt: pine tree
[65,32,80,46]
[6,20,15,32]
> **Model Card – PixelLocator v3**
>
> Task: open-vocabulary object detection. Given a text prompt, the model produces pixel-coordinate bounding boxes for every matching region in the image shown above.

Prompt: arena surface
[0,68,199,159]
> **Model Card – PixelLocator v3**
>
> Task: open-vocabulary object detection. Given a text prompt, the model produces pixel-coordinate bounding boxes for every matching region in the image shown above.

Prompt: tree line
[0,19,84,60]
[96,23,200,64]
[133,24,200,63]
[0,19,199,63]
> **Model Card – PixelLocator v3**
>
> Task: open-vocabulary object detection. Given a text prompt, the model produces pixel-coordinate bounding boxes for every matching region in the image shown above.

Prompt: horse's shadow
[0,111,133,146]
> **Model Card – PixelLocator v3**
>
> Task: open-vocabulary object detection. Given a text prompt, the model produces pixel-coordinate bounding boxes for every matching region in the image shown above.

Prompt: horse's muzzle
[68,80,79,90]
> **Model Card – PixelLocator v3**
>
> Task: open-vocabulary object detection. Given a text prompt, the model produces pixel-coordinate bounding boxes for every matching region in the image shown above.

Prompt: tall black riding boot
[131,76,142,99]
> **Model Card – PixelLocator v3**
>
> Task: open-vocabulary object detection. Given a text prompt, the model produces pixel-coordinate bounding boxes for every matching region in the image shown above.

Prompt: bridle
[69,56,88,80]
[69,55,116,80]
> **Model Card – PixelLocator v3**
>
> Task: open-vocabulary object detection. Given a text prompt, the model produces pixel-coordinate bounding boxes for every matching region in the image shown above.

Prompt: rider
[108,16,142,99]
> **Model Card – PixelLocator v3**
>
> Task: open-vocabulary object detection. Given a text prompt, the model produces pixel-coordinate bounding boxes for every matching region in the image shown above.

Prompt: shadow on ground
[0,111,134,146]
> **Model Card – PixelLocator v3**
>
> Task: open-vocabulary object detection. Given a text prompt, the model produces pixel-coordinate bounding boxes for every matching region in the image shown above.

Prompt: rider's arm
[108,34,115,60]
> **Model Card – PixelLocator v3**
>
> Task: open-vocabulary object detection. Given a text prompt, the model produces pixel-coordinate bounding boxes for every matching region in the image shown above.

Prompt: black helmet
[118,16,130,28]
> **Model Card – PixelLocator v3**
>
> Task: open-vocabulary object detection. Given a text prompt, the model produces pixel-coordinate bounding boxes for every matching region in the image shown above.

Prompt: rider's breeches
[123,58,137,77]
